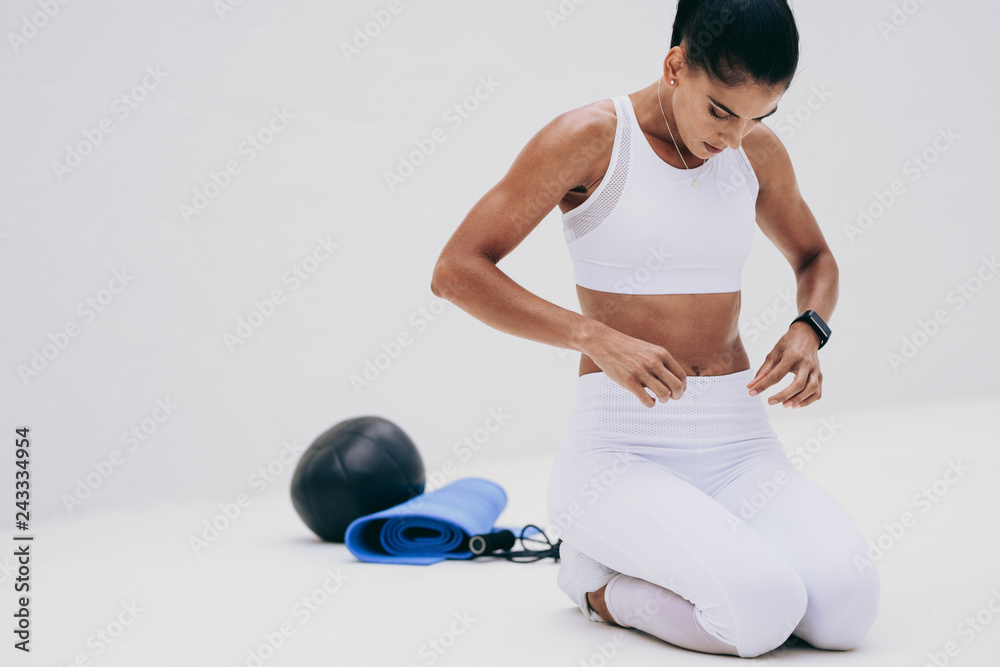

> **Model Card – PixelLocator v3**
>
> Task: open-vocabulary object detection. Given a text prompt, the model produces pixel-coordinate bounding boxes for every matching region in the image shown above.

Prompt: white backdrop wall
[1,0,997,525]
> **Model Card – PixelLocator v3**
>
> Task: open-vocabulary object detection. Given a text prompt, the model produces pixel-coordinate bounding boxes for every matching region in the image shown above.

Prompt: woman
[430,0,879,658]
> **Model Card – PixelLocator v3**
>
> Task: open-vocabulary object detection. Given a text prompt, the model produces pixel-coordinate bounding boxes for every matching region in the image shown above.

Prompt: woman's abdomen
[576,287,749,377]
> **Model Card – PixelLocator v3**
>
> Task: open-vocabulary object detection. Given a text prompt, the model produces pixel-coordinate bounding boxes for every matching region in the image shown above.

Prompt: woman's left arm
[742,124,839,408]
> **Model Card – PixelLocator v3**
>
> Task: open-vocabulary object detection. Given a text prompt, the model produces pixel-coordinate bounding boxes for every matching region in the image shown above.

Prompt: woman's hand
[746,322,823,408]
[585,328,687,408]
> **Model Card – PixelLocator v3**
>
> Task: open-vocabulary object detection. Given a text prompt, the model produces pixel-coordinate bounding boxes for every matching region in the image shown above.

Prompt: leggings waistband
[567,369,776,442]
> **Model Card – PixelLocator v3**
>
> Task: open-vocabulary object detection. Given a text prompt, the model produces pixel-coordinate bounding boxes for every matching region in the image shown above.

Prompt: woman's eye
[710,107,764,123]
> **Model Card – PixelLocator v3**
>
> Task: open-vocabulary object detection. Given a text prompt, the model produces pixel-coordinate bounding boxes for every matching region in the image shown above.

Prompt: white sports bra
[563,94,760,295]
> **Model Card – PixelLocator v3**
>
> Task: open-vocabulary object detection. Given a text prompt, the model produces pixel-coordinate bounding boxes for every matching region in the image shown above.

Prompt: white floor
[7,393,998,667]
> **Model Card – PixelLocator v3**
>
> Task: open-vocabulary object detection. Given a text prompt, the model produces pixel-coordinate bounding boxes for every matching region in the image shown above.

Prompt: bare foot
[586,584,618,624]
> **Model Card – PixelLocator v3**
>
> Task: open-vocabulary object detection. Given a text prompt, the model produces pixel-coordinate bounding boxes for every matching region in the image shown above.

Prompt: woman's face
[672,67,784,158]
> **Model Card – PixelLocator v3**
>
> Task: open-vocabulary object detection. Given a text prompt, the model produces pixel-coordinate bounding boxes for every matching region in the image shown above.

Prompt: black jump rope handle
[466,529,516,555]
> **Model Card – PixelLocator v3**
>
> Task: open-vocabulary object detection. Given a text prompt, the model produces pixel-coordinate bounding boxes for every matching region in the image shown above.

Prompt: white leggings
[546,370,880,658]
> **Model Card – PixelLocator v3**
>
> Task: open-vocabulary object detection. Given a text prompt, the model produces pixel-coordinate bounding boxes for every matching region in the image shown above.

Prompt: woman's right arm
[430,106,687,406]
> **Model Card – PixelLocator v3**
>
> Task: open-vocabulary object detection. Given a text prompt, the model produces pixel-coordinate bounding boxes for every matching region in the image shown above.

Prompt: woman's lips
[704,142,724,154]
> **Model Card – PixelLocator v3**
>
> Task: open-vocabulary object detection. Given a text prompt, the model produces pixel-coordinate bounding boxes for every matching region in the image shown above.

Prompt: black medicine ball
[290,415,425,542]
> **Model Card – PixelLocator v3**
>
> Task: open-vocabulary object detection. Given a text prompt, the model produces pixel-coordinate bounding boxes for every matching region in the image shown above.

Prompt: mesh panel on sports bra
[733,148,759,200]
[564,99,632,242]
[592,375,774,440]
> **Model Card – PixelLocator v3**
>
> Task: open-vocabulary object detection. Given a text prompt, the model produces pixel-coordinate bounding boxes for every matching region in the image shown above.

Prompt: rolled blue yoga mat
[344,477,509,564]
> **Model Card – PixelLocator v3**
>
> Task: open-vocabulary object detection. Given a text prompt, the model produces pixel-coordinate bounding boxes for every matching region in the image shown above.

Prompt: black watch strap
[790,310,831,349]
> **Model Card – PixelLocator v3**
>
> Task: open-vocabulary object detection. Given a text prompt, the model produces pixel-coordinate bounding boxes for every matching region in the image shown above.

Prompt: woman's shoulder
[741,122,795,196]
[524,99,618,182]
[549,97,618,147]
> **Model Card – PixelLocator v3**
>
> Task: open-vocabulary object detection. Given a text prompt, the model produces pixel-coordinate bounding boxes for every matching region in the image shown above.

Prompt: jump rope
[463,524,562,563]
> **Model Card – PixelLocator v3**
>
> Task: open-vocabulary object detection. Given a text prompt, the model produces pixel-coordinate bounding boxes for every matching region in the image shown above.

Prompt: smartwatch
[790,310,831,349]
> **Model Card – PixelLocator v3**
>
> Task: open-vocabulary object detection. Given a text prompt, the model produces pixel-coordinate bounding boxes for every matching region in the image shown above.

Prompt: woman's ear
[663,45,688,84]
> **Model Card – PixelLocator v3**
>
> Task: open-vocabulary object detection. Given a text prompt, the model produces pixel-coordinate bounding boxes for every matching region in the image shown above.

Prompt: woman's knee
[796,564,880,651]
[710,559,809,658]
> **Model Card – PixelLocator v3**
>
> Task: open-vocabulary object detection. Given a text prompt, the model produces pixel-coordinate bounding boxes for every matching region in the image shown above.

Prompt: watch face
[796,311,829,348]
[810,313,831,337]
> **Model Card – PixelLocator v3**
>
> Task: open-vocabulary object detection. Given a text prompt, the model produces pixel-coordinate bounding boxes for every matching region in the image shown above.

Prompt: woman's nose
[719,134,739,151]
[719,124,753,151]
